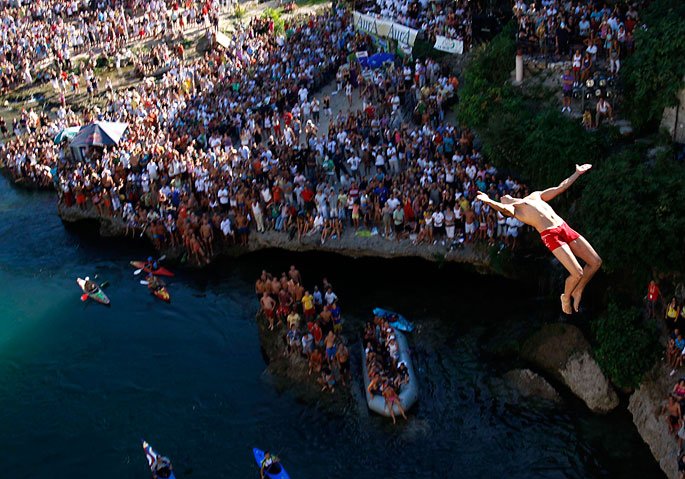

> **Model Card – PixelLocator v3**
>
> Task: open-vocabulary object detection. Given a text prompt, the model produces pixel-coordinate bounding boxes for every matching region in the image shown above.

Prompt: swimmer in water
[477,164,601,314]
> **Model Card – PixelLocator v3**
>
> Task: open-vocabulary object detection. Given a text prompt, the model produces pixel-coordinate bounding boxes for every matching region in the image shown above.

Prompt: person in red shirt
[283,111,293,127]
[271,184,283,204]
[301,185,314,210]
[308,321,323,346]
[647,280,661,319]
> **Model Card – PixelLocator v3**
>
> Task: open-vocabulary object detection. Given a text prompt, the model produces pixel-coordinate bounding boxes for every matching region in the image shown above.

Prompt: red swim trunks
[539,222,580,252]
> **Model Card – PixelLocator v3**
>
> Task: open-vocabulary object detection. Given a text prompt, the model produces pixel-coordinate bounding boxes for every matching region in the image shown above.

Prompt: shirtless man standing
[260,292,276,330]
[476,164,601,314]
[288,265,301,284]
[200,219,214,257]
[335,342,350,385]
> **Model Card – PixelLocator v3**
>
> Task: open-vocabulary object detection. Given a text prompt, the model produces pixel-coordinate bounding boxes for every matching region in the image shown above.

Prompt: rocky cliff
[629,364,679,479]
[521,323,619,413]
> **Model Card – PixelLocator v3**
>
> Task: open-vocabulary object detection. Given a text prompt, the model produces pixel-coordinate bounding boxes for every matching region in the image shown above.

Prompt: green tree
[578,149,685,282]
[262,8,285,36]
[591,302,660,389]
[458,22,516,128]
[621,0,685,131]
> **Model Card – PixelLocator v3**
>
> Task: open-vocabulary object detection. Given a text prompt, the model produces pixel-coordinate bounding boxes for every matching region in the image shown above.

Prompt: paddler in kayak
[259,450,280,479]
[84,277,98,293]
[146,273,165,292]
[151,453,173,479]
[145,256,160,273]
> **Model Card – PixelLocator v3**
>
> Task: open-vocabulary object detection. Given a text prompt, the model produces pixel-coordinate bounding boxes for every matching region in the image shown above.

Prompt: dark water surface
[0,177,661,478]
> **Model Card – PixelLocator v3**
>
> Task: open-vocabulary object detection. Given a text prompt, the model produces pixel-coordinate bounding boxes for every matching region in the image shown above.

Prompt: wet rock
[522,323,618,413]
[628,364,679,479]
[503,368,561,403]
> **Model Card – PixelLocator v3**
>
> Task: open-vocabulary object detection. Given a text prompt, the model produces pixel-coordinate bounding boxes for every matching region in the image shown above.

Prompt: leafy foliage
[233,5,247,19]
[621,0,685,131]
[262,7,285,36]
[591,302,660,389]
[482,107,604,191]
[412,37,447,61]
[458,23,606,192]
[577,149,685,282]
[457,21,516,128]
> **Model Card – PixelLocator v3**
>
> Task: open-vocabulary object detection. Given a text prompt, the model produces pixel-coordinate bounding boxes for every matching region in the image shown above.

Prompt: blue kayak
[142,440,176,479]
[373,307,415,332]
[253,448,290,479]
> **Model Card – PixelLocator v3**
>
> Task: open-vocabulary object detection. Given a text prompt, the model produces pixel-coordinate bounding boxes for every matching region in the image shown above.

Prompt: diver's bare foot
[571,290,583,312]
[560,294,573,314]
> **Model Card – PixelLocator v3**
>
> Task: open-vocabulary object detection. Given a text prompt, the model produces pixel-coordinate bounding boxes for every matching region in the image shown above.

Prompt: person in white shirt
[432,209,445,243]
[298,86,308,103]
[218,186,229,208]
[325,287,338,305]
[221,216,234,242]
[347,155,361,178]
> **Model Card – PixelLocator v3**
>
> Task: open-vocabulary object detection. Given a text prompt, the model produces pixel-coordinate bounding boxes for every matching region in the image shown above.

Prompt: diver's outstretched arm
[540,164,592,202]
[476,191,516,218]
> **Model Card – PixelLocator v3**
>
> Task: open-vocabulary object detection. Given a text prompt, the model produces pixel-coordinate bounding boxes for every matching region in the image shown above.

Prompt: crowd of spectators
[355,0,472,44]
[514,0,639,68]
[2,6,534,266]
[0,0,225,95]
[646,277,685,478]
[257,267,350,393]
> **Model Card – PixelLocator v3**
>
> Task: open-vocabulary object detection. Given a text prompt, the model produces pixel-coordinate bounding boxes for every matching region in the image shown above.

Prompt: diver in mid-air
[477,164,601,314]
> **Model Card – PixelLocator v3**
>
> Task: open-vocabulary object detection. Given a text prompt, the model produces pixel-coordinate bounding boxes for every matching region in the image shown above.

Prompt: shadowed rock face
[521,323,618,413]
[503,368,562,403]
[57,202,494,271]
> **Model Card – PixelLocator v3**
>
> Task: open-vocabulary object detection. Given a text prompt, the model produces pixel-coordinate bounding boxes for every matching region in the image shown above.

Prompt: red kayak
[130,261,174,277]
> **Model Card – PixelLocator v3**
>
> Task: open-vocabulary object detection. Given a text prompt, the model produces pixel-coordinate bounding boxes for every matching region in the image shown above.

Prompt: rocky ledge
[57,203,493,270]
[521,323,619,413]
[629,364,679,479]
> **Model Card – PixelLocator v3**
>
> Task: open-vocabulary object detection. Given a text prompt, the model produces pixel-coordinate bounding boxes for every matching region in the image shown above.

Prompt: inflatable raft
[361,329,418,417]
[373,307,415,332]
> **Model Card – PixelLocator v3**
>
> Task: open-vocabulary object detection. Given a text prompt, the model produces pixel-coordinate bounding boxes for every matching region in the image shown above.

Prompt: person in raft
[476,164,601,314]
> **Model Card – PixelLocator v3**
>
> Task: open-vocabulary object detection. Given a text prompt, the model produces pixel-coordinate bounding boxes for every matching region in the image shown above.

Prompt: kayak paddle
[133,255,166,276]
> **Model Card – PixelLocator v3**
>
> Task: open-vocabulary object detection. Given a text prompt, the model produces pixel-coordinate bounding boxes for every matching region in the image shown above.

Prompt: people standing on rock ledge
[257,267,349,393]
